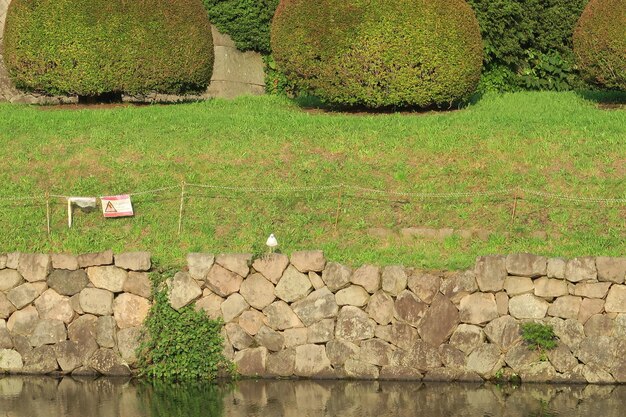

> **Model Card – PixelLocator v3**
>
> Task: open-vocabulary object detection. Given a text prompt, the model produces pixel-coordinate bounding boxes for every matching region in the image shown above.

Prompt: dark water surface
[1,377,625,416]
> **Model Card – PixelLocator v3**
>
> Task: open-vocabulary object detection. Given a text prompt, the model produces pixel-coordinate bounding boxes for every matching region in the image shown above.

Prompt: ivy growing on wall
[136,270,233,381]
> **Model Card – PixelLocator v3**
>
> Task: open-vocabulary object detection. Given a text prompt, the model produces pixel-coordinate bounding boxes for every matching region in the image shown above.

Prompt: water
[1,377,625,417]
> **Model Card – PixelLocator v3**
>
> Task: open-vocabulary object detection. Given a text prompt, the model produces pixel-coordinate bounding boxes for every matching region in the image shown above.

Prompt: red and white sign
[100,195,134,218]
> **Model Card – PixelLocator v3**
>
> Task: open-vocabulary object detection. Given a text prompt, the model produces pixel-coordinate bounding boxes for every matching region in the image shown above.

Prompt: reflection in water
[0,377,625,417]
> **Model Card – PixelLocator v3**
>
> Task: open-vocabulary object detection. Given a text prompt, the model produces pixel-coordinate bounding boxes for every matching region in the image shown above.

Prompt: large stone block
[291,287,338,326]
[0,293,16,319]
[239,273,275,310]
[22,345,59,373]
[572,282,612,299]
[450,324,485,354]
[195,293,224,320]
[68,314,97,343]
[0,269,23,291]
[394,290,427,326]
[366,291,394,325]
[186,253,214,280]
[391,322,420,351]
[123,272,152,299]
[7,283,38,309]
[335,285,369,307]
[547,296,582,319]
[578,298,605,324]
[475,255,507,292]
[47,269,88,296]
[359,338,393,367]
[398,340,442,371]
[459,293,498,324]
[88,348,131,376]
[168,272,202,310]
[584,314,614,337]
[5,253,20,270]
[96,316,117,348]
[6,306,38,336]
[51,254,79,271]
[344,359,379,379]
[534,277,568,298]
[113,293,151,329]
[351,264,380,294]
[117,327,143,365]
[34,289,74,323]
[225,322,254,350]
[0,349,23,371]
[290,250,326,273]
[29,319,67,347]
[548,318,585,351]
[440,270,478,305]
[206,264,243,297]
[335,306,375,342]
[605,285,626,313]
[255,326,284,352]
[221,293,249,322]
[54,340,83,372]
[77,250,114,268]
[266,348,296,377]
[79,288,114,316]
[503,276,534,296]
[238,309,265,336]
[547,258,567,279]
[577,336,619,369]
[595,257,626,284]
[234,347,268,376]
[263,301,303,330]
[565,257,597,282]
[307,319,335,344]
[407,272,441,304]
[547,344,579,373]
[467,343,504,377]
[326,339,359,366]
[284,328,308,348]
[215,253,251,277]
[87,266,127,292]
[483,315,521,350]
[505,253,547,277]
[381,265,407,296]
[417,293,459,346]
[509,294,549,319]
[275,265,312,302]
[114,252,151,272]
[294,344,331,377]
[252,253,289,284]
[17,253,51,282]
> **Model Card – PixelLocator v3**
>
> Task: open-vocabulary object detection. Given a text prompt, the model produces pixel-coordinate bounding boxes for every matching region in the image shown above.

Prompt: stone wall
[1,250,625,383]
[0,0,264,103]
[0,251,151,375]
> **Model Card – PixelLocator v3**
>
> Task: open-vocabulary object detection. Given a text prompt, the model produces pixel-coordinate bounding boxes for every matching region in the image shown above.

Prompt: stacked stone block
[0,251,152,375]
[1,250,625,383]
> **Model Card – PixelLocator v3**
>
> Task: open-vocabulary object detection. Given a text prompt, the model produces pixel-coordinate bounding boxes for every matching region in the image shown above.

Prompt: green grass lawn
[0,91,624,269]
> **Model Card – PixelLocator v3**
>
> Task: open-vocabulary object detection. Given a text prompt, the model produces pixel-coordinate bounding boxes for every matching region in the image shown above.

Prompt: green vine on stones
[136,269,234,382]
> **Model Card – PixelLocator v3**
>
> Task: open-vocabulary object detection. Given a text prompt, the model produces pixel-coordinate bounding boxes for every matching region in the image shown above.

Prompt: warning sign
[100,195,134,218]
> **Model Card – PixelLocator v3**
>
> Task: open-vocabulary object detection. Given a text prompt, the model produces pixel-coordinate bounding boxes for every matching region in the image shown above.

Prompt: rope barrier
[0,183,623,204]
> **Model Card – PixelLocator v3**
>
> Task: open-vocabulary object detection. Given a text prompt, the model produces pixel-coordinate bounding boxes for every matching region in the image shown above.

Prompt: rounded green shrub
[271,0,483,109]
[202,0,278,54]
[573,0,626,90]
[4,0,214,97]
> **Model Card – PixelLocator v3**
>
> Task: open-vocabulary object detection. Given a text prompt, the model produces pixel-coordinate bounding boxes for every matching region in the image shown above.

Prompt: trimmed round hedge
[4,0,214,97]
[271,0,483,108]
[573,0,626,90]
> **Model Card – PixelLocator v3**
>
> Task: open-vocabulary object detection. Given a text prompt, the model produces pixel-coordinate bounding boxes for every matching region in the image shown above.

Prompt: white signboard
[100,195,134,218]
